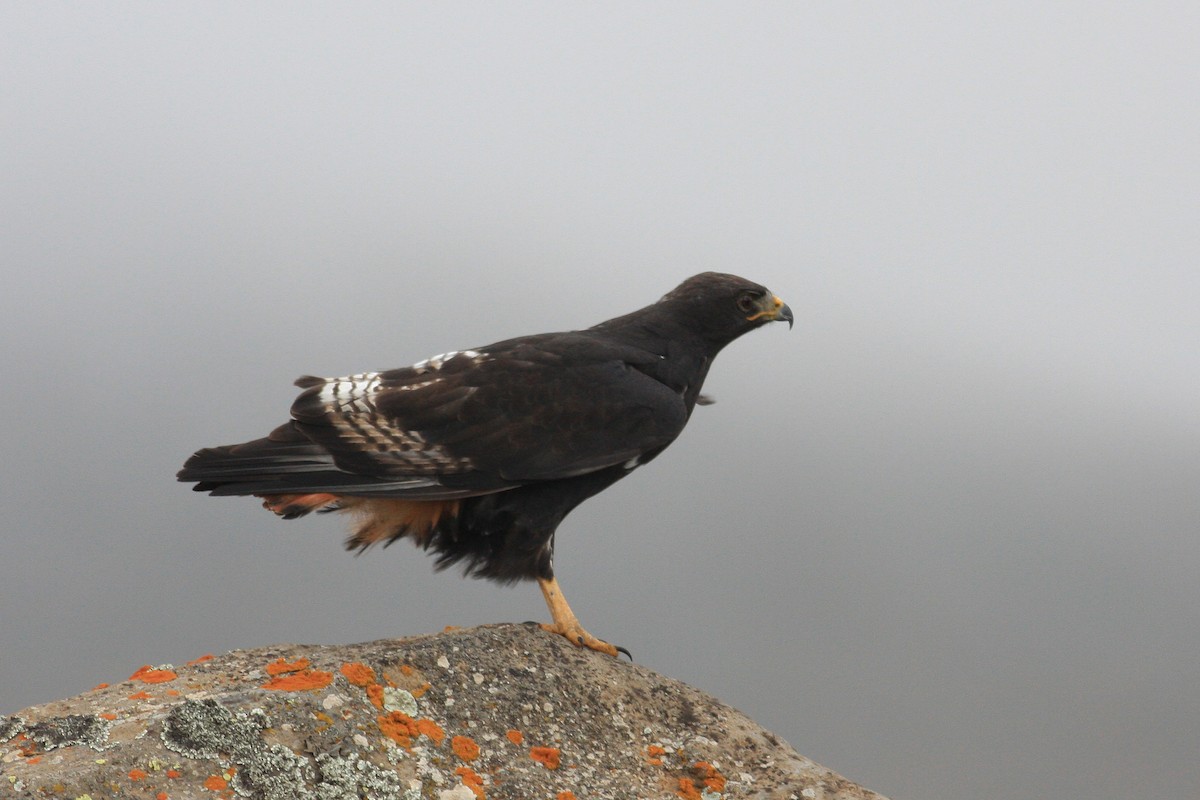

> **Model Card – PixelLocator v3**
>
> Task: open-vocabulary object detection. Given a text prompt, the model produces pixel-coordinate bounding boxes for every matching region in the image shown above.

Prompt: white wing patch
[319,371,384,411]
[335,416,468,472]
[412,349,486,373]
[316,346,487,408]
[309,350,488,475]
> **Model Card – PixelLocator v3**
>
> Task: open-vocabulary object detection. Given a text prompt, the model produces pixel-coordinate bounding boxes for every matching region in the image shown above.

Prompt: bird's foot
[536,575,632,658]
[539,621,628,658]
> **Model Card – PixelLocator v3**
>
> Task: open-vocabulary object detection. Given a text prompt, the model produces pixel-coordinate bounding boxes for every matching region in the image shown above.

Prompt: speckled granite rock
[1,624,885,800]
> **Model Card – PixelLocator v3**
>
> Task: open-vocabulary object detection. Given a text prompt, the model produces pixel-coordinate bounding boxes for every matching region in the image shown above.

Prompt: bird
[178,272,793,656]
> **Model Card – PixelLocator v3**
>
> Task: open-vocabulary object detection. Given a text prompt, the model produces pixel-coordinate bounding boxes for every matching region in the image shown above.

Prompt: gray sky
[2,4,1197,799]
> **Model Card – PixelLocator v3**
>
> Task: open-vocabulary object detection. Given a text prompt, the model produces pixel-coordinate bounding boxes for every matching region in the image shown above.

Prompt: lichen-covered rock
[0,624,886,800]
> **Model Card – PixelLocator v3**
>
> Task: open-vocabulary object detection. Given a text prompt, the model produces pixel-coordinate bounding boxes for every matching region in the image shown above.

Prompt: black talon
[615,645,633,661]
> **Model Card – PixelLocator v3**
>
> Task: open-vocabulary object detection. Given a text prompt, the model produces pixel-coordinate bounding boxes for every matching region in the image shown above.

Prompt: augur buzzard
[178,272,792,655]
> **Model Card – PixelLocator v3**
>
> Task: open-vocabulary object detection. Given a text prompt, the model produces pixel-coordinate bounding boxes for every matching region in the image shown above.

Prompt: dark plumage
[178,272,792,654]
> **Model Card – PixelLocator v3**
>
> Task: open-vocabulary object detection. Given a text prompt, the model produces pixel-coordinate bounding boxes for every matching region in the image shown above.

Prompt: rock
[1,623,886,799]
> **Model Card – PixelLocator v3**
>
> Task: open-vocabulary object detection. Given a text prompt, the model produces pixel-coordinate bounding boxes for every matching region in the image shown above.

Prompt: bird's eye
[736,293,758,313]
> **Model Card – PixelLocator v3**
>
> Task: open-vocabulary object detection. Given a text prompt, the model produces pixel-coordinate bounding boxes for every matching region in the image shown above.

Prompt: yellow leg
[537,576,619,657]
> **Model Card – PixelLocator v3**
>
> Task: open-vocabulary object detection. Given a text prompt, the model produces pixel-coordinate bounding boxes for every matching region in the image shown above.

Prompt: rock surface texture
[1,624,885,800]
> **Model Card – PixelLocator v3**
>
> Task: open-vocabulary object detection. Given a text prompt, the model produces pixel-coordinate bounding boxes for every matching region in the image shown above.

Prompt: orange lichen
[91,682,110,691]
[265,657,309,676]
[416,718,446,745]
[646,744,666,765]
[25,755,41,764]
[130,665,178,684]
[505,729,524,745]
[101,713,118,721]
[203,774,228,791]
[456,766,485,799]
[167,769,182,779]
[694,761,726,792]
[676,762,726,799]
[16,736,37,758]
[128,768,148,781]
[400,664,415,676]
[530,746,561,770]
[187,654,215,666]
[557,793,578,800]
[340,661,377,687]
[261,669,333,691]
[377,711,420,748]
[452,735,480,761]
[128,691,152,700]
[411,681,432,699]
[157,793,169,800]
[366,684,385,709]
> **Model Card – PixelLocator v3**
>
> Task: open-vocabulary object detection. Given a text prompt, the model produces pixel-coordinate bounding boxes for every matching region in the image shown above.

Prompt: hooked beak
[747,294,794,329]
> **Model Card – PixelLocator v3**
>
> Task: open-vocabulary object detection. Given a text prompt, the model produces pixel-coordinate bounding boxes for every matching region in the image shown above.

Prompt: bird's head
[660,272,793,345]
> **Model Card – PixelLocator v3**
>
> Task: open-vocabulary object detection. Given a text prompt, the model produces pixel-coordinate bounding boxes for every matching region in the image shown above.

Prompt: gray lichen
[24,714,110,751]
[161,699,269,761]
[159,698,406,800]
[232,742,312,799]
[312,752,405,800]
[0,715,25,744]
[381,687,419,716]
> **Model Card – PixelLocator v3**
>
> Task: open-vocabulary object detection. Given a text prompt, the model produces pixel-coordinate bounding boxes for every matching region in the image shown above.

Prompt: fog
[2,5,1197,798]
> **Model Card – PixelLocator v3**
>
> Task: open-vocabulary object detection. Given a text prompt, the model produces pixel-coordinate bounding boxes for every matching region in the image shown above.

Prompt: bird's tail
[177,422,342,496]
